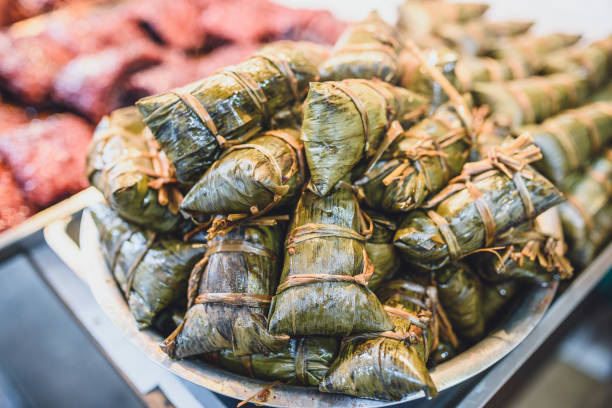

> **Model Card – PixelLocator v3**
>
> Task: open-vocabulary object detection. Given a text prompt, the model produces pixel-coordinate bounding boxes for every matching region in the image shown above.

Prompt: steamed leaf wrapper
[558,150,612,268]
[398,1,489,40]
[399,48,459,111]
[520,101,612,184]
[455,56,529,92]
[472,73,589,127]
[356,100,472,212]
[365,211,401,290]
[436,263,485,343]
[320,12,402,83]
[543,36,612,90]
[472,208,573,284]
[89,203,205,329]
[180,128,305,218]
[137,41,328,183]
[320,279,438,400]
[482,280,518,324]
[268,186,393,336]
[567,204,612,268]
[214,336,339,386]
[302,79,428,196]
[87,107,185,233]
[162,221,289,358]
[394,136,564,270]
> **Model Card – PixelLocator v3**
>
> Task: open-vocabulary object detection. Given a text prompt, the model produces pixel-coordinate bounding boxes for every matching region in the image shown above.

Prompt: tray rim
[47,209,558,407]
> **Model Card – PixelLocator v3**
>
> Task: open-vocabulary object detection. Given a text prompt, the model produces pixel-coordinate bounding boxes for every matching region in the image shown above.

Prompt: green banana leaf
[471,208,573,284]
[87,106,185,233]
[543,35,612,90]
[435,20,533,56]
[89,203,205,330]
[482,280,518,324]
[267,185,393,336]
[180,128,305,218]
[567,204,612,268]
[212,336,339,386]
[429,342,456,367]
[162,221,289,358]
[137,41,328,184]
[399,48,459,111]
[472,73,590,127]
[587,81,612,103]
[302,79,428,196]
[394,137,564,270]
[365,211,401,290]
[320,12,402,83]
[398,1,489,40]
[519,101,612,185]
[559,150,612,268]
[356,100,472,212]
[320,279,438,400]
[436,263,485,343]
[456,56,529,92]
[490,33,582,73]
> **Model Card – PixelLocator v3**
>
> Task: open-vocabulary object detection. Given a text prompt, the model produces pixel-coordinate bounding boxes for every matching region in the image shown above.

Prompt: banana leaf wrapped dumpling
[436,262,485,343]
[320,279,441,400]
[87,107,185,233]
[472,207,573,284]
[558,150,612,268]
[435,20,533,56]
[567,204,612,269]
[214,336,339,386]
[180,128,305,221]
[302,79,428,196]
[543,35,612,90]
[482,280,518,324]
[394,135,565,270]
[520,101,612,184]
[137,41,328,183]
[397,1,489,41]
[89,203,205,329]
[455,56,529,92]
[320,12,402,83]
[365,211,401,290]
[355,100,472,213]
[162,220,289,358]
[472,73,589,127]
[267,185,393,336]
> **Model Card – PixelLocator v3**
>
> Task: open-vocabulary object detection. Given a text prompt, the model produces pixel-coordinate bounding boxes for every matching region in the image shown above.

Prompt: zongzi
[162,220,289,358]
[87,106,185,232]
[543,35,612,90]
[302,79,428,196]
[214,336,339,386]
[320,279,438,400]
[355,99,472,213]
[320,12,402,83]
[394,135,565,270]
[519,101,612,184]
[365,211,401,290]
[482,280,518,324]
[397,1,489,40]
[472,207,573,284]
[137,41,328,183]
[89,203,205,329]
[267,185,393,336]
[180,128,305,220]
[456,56,529,92]
[472,73,589,127]
[558,150,612,268]
[436,262,485,343]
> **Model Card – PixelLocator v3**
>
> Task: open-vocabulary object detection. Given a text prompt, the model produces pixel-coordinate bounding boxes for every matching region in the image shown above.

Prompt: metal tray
[44,209,558,407]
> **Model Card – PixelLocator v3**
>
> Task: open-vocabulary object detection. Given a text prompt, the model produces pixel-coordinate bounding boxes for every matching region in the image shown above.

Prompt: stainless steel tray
[44,209,558,407]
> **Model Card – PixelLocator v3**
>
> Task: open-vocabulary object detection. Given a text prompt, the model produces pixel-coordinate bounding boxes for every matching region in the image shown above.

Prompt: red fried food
[0,114,92,207]
[125,0,210,50]
[0,33,74,105]
[0,162,32,232]
[53,42,162,121]
[0,103,29,134]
